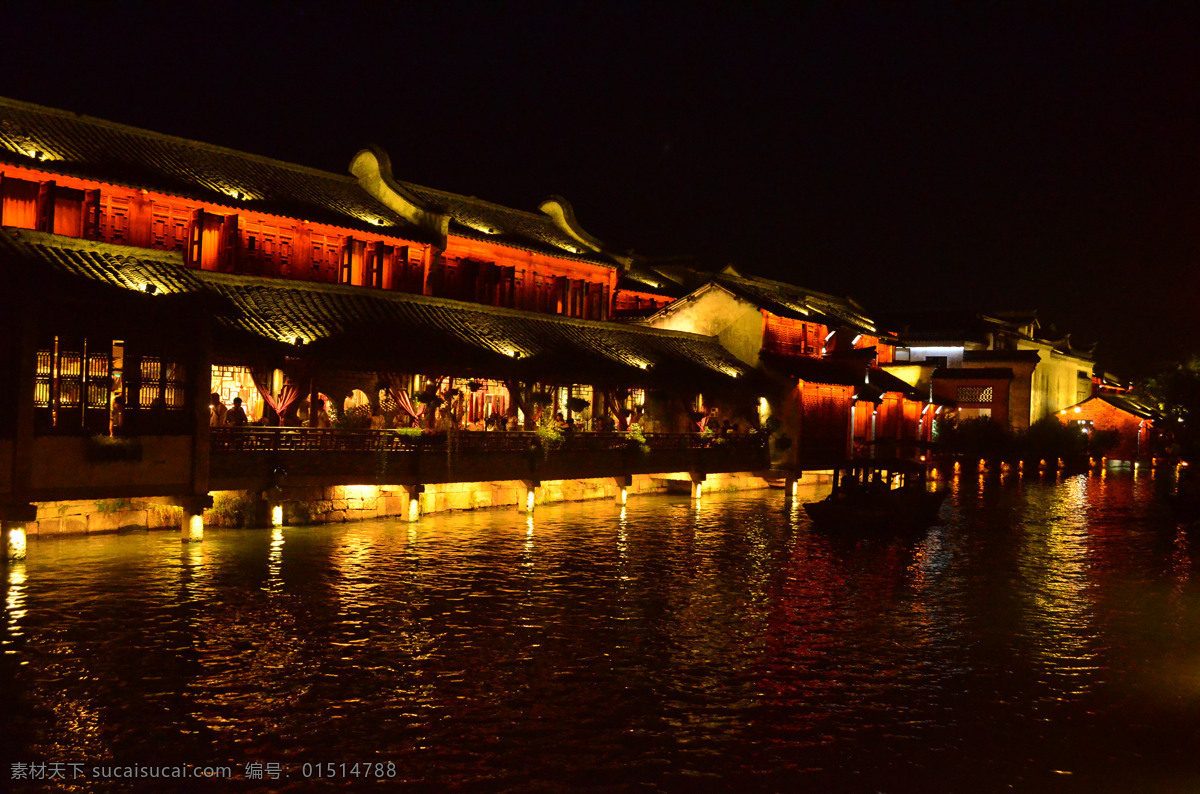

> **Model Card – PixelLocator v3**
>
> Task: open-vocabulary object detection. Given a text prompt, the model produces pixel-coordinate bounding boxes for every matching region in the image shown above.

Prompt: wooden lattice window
[764,316,822,356]
[100,193,131,244]
[33,335,113,433]
[956,386,994,404]
[135,356,186,409]
[151,202,191,252]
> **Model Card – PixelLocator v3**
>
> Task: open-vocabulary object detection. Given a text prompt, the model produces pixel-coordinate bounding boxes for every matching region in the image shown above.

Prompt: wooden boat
[803,459,946,531]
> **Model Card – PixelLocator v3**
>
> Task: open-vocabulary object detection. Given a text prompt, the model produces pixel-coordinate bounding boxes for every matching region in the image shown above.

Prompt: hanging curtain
[381,372,422,423]
[250,360,313,426]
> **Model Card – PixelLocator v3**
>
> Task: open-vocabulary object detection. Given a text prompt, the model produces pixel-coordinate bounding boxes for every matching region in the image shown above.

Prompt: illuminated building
[881,310,1095,432]
[0,96,767,533]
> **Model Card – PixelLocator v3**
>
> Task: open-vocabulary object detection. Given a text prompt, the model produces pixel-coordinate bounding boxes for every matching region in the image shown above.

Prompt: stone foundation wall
[25,470,818,537]
[28,498,185,536]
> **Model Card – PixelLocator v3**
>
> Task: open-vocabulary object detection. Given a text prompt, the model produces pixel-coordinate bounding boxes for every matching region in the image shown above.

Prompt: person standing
[226,397,248,427]
[210,393,227,427]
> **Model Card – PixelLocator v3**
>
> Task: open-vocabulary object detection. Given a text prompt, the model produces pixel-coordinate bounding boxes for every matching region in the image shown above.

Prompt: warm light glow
[693,482,703,499]
[526,490,535,512]
[184,514,204,543]
[6,527,27,561]
[271,505,283,527]
[408,498,420,522]
[620,487,628,505]
[345,484,379,500]
[1073,407,1081,414]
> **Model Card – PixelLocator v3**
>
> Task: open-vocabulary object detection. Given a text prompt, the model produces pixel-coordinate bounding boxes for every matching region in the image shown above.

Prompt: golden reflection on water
[7,482,1199,790]
[266,527,284,594]
[1020,474,1102,698]
[334,531,378,611]
[5,561,27,656]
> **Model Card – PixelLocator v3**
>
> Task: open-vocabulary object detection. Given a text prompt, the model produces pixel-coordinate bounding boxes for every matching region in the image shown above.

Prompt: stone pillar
[400,484,424,522]
[3,521,28,561]
[181,512,204,543]
[784,471,799,502]
[613,474,632,505]
[519,479,540,513]
[175,494,211,544]
[690,472,706,500]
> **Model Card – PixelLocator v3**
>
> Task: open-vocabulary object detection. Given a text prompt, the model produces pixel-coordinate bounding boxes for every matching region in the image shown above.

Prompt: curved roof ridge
[0,95,358,184]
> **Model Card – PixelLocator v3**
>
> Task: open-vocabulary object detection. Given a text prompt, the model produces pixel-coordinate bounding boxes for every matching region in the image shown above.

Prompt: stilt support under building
[690,472,706,500]
[613,474,632,505]
[401,484,424,522]
[3,521,28,561]
[520,480,540,513]
[182,513,204,543]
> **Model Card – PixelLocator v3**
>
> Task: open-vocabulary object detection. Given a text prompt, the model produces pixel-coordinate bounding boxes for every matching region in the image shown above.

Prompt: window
[956,385,994,403]
[34,335,115,434]
[137,356,186,410]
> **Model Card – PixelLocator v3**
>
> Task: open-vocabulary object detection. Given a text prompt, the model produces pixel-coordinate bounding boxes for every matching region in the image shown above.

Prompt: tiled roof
[1,229,752,387]
[932,367,1016,380]
[963,350,1041,364]
[759,351,863,387]
[711,273,883,337]
[399,183,611,265]
[1095,393,1155,420]
[0,96,612,266]
[866,367,923,400]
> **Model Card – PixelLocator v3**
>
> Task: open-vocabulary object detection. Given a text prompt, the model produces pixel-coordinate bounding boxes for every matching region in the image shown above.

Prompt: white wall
[645,287,765,366]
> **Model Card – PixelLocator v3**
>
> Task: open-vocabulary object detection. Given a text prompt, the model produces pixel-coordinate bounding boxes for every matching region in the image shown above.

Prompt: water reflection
[1018,475,1103,699]
[5,561,26,655]
[3,475,1198,791]
[265,527,283,594]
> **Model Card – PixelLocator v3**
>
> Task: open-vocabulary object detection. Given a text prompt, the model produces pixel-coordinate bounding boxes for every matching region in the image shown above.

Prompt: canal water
[3,473,1199,792]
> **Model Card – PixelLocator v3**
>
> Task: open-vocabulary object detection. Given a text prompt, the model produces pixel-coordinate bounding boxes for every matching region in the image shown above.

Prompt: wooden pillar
[308,375,319,428]
[421,246,436,296]
[189,314,212,502]
[129,190,152,247]
[11,298,37,499]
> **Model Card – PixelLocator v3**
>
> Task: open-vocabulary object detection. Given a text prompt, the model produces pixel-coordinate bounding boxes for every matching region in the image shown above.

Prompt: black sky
[2,1,1196,376]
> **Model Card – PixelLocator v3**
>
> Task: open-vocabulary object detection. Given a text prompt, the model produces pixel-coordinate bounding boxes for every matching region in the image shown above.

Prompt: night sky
[2,2,1196,377]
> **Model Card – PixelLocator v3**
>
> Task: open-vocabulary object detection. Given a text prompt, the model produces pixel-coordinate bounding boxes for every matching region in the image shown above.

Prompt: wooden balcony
[208,428,769,490]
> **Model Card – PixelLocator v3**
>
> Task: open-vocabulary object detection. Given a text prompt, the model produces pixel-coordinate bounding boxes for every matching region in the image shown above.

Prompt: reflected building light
[6,526,27,561]
[267,527,284,592]
[271,505,283,527]
[5,562,27,649]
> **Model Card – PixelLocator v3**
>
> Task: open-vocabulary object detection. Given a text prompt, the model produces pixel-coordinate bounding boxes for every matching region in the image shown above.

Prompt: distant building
[1055,392,1156,462]
[881,310,1095,432]
[640,266,935,468]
